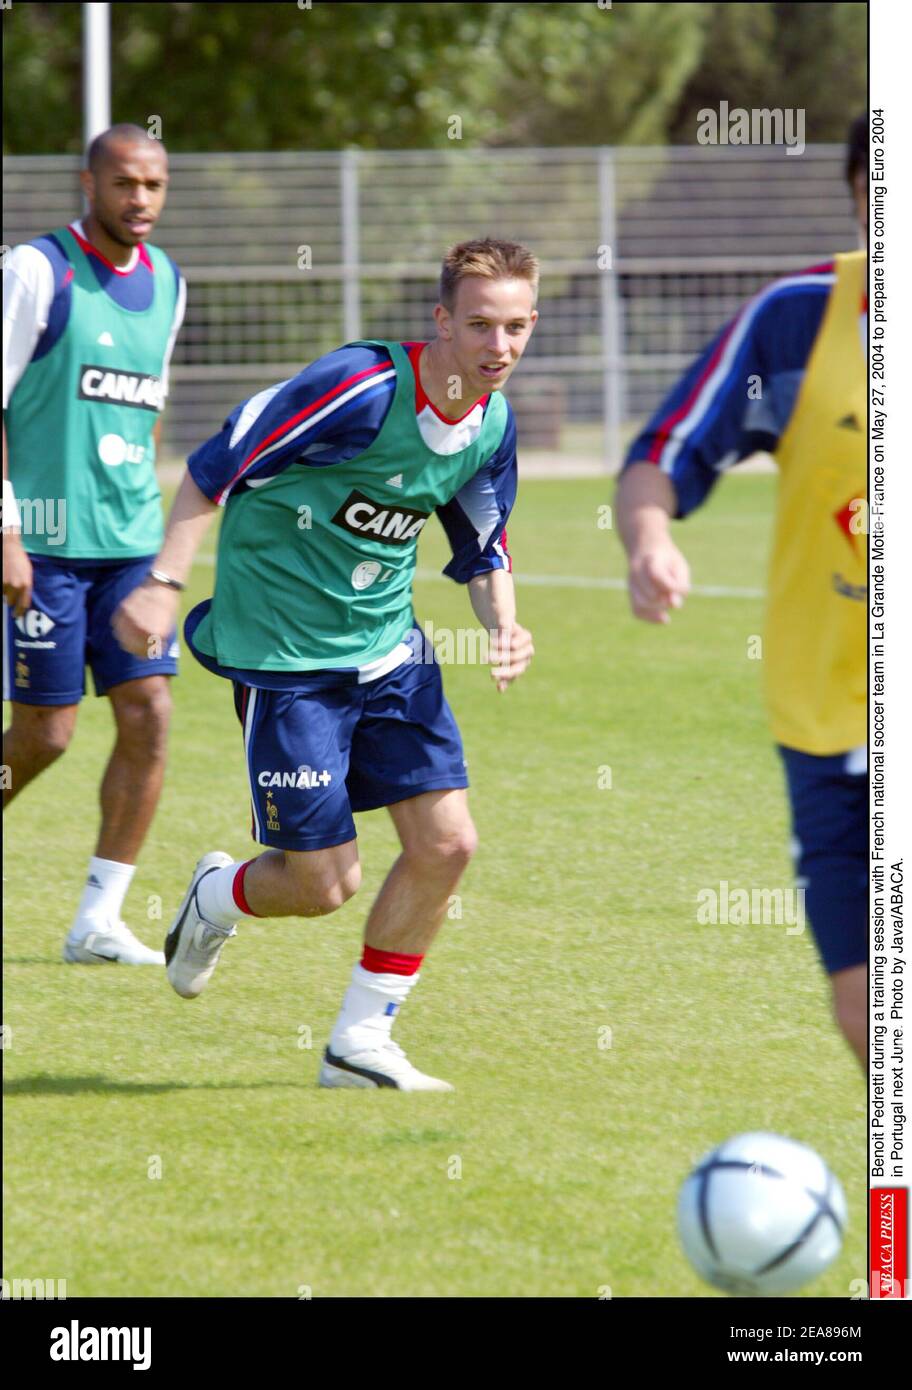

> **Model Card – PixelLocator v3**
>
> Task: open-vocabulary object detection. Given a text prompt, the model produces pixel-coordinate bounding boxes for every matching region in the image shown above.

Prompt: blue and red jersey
[623,263,848,512]
[188,341,516,583]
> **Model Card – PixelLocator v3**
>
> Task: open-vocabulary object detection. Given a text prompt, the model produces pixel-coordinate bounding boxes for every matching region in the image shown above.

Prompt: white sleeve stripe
[450,479,502,552]
[227,379,294,449]
[658,273,835,476]
[214,368,396,504]
[160,274,186,398]
[2,249,56,408]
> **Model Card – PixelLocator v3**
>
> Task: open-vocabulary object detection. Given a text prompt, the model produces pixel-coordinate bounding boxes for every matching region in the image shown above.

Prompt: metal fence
[3,145,858,469]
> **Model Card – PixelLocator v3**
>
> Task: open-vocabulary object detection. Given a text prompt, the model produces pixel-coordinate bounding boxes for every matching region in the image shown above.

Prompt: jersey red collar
[405,341,489,422]
[68,222,151,276]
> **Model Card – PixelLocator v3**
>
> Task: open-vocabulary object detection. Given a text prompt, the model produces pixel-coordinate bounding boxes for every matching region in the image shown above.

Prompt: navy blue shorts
[231,642,469,852]
[3,554,179,705]
[778,744,867,974]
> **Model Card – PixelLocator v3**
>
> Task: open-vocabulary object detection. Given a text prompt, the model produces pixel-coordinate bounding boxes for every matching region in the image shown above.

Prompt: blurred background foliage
[3,1,867,155]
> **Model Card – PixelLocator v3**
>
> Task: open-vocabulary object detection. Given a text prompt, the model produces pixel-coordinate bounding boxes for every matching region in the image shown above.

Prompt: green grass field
[3,474,865,1297]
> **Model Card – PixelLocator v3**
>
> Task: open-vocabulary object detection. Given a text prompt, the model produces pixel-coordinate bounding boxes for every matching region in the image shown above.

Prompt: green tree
[668,2,867,144]
[2,2,866,156]
[479,2,709,147]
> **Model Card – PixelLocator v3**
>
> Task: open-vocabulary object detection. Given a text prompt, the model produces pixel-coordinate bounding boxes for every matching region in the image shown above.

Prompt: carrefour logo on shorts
[331,490,429,545]
[78,364,164,412]
[14,609,56,639]
[258,768,332,789]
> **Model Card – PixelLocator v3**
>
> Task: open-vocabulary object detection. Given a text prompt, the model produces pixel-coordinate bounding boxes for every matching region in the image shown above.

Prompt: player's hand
[628,539,690,623]
[112,578,180,658]
[2,535,33,617]
[489,622,534,692]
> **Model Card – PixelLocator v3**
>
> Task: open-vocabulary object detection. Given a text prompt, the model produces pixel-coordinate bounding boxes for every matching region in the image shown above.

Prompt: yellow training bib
[764,250,867,754]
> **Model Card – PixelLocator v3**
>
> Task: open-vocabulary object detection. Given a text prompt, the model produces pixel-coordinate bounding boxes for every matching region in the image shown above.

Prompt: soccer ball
[677,1132,847,1295]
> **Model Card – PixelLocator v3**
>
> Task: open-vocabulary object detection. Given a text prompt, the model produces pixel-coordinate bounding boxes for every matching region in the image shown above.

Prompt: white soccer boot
[63,920,166,966]
[319,1037,453,1091]
[164,852,237,999]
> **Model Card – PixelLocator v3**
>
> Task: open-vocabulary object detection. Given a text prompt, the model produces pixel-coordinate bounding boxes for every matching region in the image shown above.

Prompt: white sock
[330,964,420,1056]
[196,861,257,929]
[71,857,135,937]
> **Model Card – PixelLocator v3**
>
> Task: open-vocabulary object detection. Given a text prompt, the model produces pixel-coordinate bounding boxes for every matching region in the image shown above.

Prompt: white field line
[192,553,763,599]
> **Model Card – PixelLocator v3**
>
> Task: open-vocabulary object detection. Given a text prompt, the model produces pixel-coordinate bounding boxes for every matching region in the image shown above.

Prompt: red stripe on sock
[361,945,424,976]
[232,861,259,917]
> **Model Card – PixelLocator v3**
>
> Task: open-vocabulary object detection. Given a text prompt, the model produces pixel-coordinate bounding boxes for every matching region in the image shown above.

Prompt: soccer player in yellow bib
[616,116,868,1066]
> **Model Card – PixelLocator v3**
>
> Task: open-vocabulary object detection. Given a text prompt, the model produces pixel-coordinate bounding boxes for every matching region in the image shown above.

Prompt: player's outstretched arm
[468,568,534,693]
[112,470,218,657]
[616,462,691,625]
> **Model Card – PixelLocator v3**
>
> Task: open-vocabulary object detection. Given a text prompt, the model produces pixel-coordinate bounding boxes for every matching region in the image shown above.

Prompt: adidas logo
[837,413,861,431]
[97,331,115,347]
[86,874,103,889]
[386,474,403,488]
